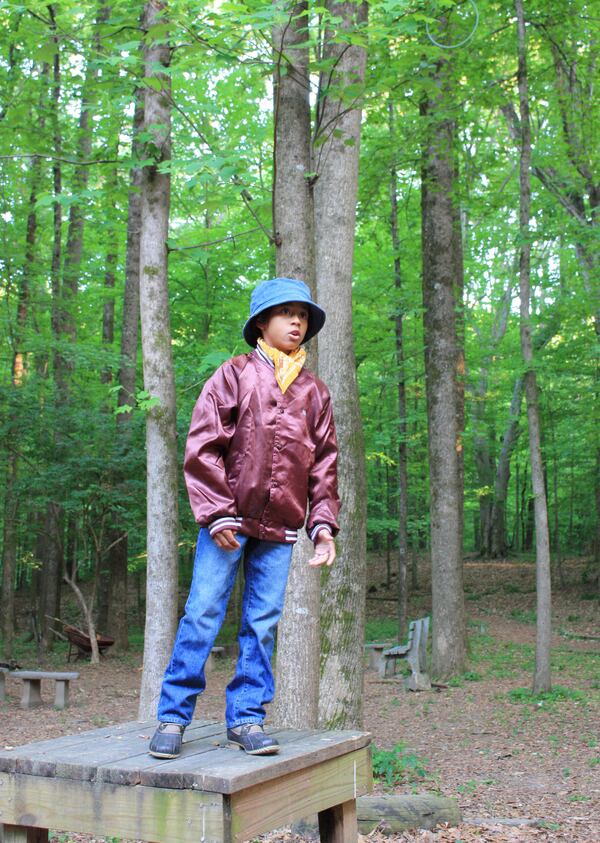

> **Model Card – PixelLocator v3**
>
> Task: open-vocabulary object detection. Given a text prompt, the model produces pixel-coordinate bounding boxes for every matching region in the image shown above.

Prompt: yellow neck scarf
[257,338,306,394]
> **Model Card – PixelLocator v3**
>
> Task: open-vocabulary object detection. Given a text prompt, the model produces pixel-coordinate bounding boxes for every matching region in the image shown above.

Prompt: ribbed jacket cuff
[309,523,333,543]
[209,516,243,537]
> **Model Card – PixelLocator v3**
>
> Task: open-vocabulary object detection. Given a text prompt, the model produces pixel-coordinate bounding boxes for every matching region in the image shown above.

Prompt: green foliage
[0,0,598,647]
[448,670,482,687]
[371,742,431,788]
[509,608,537,625]
[365,618,399,642]
[507,686,587,706]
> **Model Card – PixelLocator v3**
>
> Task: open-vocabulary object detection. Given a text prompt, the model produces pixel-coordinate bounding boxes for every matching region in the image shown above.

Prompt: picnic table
[0,719,372,843]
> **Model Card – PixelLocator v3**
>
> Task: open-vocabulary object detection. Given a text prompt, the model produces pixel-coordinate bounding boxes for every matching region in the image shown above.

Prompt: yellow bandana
[257,338,306,394]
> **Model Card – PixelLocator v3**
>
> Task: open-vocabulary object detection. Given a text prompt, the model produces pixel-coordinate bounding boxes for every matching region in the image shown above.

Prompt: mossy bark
[420,47,466,680]
[107,84,145,652]
[271,0,321,729]
[314,0,368,730]
[137,0,179,719]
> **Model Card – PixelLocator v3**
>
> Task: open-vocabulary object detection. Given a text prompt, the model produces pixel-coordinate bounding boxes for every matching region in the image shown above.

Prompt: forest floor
[2,554,599,843]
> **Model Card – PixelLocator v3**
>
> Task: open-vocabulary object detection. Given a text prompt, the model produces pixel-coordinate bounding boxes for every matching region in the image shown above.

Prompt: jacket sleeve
[184,362,239,526]
[306,391,340,542]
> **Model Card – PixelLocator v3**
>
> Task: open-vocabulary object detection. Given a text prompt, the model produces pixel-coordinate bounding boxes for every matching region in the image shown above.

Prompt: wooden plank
[294,794,461,835]
[134,728,306,791]
[0,773,225,843]
[93,725,232,787]
[138,729,371,794]
[108,728,288,791]
[39,722,224,782]
[0,720,158,772]
[356,794,461,832]
[0,720,221,777]
[318,799,357,843]
[228,746,372,841]
[0,824,48,843]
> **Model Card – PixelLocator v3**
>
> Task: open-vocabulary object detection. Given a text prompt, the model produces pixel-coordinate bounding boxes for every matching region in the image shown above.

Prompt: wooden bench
[380,617,431,690]
[10,671,79,710]
[0,719,372,843]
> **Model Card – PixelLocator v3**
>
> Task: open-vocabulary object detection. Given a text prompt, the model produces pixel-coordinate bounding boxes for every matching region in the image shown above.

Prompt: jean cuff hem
[227,717,264,728]
[158,718,189,727]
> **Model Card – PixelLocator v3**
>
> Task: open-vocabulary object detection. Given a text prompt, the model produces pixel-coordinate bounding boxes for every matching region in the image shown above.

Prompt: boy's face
[257,301,309,352]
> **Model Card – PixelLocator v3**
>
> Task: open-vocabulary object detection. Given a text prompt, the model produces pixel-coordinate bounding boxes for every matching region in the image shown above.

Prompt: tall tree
[315,0,368,729]
[473,281,512,556]
[420,41,466,679]
[271,0,321,729]
[515,0,552,693]
[1,151,41,657]
[137,0,179,719]
[389,101,409,637]
[38,9,65,650]
[106,85,145,652]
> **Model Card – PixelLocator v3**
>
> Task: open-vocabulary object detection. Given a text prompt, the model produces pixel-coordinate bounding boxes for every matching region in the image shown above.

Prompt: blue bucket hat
[243,277,326,347]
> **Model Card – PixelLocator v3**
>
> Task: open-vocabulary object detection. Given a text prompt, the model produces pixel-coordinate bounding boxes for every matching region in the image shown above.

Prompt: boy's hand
[213,529,241,550]
[308,532,336,567]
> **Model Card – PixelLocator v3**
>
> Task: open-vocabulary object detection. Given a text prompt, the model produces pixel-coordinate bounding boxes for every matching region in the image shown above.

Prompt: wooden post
[318,799,358,843]
[1,825,48,843]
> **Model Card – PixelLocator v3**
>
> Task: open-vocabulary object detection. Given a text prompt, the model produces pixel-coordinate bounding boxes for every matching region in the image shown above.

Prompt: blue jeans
[157,528,293,728]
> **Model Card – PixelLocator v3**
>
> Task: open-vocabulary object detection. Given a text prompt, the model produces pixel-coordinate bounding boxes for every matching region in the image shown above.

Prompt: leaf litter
[1,555,598,842]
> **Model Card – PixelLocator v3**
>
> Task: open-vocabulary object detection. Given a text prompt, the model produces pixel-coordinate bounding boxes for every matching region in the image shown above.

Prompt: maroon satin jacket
[184,349,340,544]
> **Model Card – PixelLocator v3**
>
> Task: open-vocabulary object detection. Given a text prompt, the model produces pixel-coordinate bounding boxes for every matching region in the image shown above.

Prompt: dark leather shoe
[227,724,279,755]
[149,723,185,759]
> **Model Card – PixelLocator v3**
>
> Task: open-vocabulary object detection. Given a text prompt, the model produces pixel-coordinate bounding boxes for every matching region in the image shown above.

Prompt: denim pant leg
[157,528,248,726]
[225,538,293,728]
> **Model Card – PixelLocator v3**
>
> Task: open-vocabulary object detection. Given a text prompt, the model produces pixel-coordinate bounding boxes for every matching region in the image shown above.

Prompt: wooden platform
[0,719,372,843]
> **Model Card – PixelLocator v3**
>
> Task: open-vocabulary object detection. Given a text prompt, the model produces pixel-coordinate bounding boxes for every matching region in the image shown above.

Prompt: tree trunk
[515,0,552,694]
[314,0,368,730]
[473,284,512,556]
[1,151,41,657]
[40,13,65,651]
[271,0,321,729]
[388,101,409,638]
[95,160,119,634]
[491,376,524,557]
[420,49,466,680]
[137,0,179,720]
[107,85,144,652]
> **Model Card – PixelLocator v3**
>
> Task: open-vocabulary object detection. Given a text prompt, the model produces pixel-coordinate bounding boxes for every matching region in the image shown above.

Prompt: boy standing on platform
[149,277,340,759]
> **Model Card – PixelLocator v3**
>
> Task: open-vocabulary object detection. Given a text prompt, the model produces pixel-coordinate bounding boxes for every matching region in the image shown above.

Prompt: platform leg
[54,680,69,709]
[1,824,48,843]
[318,799,357,843]
[20,679,42,709]
[0,671,6,701]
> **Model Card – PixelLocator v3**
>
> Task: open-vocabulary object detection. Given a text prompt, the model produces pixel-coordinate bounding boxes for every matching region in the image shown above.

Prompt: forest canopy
[0,0,598,662]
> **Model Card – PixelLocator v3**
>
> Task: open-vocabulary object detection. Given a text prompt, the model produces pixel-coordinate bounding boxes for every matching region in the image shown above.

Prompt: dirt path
[2,556,599,842]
